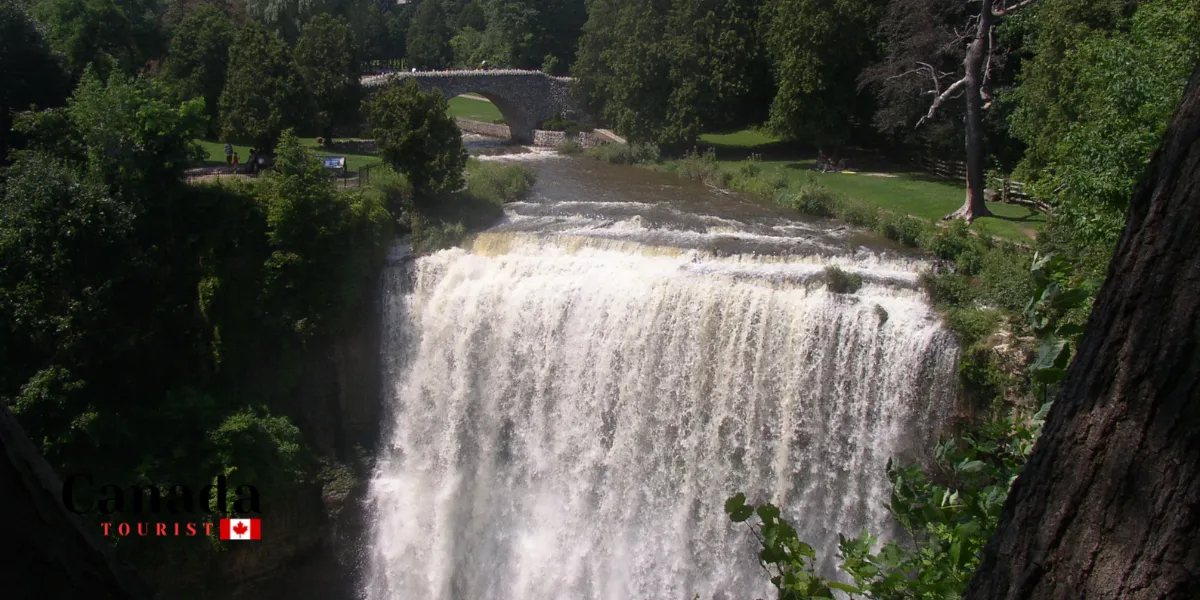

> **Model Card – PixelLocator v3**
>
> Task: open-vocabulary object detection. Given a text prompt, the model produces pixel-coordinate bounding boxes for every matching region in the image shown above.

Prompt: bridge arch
[362,70,587,144]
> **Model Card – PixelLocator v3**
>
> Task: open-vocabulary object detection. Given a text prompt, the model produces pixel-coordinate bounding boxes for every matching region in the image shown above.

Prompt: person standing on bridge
[224,142,233,168]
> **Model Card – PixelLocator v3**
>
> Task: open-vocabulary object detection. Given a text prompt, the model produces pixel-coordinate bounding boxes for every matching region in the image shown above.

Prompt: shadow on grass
[985,207,1044,223]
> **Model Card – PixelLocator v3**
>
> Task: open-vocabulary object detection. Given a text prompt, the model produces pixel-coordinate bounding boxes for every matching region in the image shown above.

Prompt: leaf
[1032,367,1067,384]
[1030,338,1068,372]
[724,493,747,515]
[757,504,781,523]
[730,505,755,523]
[957,460,986,475]
[1055,323,1085,337]
[1050,288,1091,311]
[827,582,862,594]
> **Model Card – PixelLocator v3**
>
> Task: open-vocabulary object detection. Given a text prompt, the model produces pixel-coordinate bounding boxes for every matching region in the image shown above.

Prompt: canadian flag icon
[220,518,261,541]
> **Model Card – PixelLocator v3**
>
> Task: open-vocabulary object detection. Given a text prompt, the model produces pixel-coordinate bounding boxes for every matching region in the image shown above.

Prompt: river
[362,144,958,600]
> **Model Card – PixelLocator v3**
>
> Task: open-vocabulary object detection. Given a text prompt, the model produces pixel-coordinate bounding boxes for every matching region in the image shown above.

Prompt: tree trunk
[965,61,1200,599]
[945,0,994,223]
[0,404,152,599]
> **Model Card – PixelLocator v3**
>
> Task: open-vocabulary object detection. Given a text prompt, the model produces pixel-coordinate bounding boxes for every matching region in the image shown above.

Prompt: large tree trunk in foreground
[945,0,995,223]
[0,404,151,599]
[965,62,1200,599]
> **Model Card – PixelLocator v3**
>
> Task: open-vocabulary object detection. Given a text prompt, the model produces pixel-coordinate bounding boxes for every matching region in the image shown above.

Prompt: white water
[364,229,957,599]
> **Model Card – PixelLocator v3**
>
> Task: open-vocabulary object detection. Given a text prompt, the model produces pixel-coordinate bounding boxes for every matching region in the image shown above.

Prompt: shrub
[585,142,661,165]
[464,160,536,205]
[920,271,978,307]
[411,216,466,253]
[946,307,1001,346]
[825,265,863,294]
[840,197,880,228]
[556,139,583,154]
[876,212,928,247]
[781,179,842,217]
[367,165,414,218]
[977,246,1034,312]
[674,148,721,185]
[925,219,976,261]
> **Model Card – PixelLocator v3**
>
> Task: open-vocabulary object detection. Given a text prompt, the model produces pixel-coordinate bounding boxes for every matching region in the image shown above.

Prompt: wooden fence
[916,156,1050,213]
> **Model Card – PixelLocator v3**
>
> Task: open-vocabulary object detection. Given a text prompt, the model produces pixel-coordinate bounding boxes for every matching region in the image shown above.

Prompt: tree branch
[992,0,1038,16]
[917,77,967,128]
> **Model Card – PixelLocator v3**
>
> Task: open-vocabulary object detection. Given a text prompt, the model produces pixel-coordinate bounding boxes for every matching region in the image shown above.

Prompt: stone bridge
[361,70,588,144]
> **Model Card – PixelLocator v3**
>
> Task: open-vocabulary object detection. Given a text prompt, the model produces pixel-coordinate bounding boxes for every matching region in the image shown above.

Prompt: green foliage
[920,272,977,308]
[218,22,309,150]
[32,0,164,81]
[208,406,308,495]
[556,139,584,155]
[410,216,467,254]
[541,113,594,134]
[294,14,361,140]
[256,131,393,336]
[778,178,841,218]
[1010,0,1200,250]
[464,159,537,205]
[366,79,468,198]
[244,0,337,42]
[159,4,235,136]
[762,0,881,147]
[574,0,768,146]
[945,307,1001,347]
[1024,253,1096,392]
[824,266,863,294]
[2,67,390,593]
[728,405,1050,599]
[0,3,69,160]
[584,142,662,165]
[671,147,723,186]
[407,0,453,69]
[876,212,927,247]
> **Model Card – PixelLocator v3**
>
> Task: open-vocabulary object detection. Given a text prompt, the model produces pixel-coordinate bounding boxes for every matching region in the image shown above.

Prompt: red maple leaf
[233,521,248,536]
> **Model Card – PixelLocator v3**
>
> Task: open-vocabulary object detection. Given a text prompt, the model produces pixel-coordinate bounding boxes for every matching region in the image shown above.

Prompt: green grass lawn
[696,127,1045,242]
[446,94,505,123]
[699,128,781,147]
[196,138,383,172]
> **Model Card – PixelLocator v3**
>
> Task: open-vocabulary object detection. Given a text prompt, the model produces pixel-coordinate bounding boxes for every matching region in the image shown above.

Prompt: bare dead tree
[913,0,1039,222]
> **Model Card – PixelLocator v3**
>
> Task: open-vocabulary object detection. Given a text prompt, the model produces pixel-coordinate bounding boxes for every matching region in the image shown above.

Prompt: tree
[361,2,410,64]
[244,0,336,42]
[965,59,1200,598]
[762,0,880,150]
[573,0,673,144]
[908,0,1041,223]
[294,13,361,141]
[664,0,772,144]
[0,3,68,162]
[456,0,486,31]
[406,0,453,69]
[32,0,164,81]
[159,3,237,136]
[218,21,308,150]
[1008,0,1200,250]
[365,80,467,198]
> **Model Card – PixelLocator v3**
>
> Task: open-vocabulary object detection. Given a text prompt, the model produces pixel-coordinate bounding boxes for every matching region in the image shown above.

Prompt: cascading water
[363,154,958,600]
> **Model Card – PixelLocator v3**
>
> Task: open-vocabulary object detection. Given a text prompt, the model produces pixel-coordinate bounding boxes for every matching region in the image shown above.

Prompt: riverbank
[580,142,1042,417]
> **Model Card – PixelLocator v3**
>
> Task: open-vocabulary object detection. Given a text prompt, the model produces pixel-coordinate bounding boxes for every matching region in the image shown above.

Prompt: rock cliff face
[140,276,386,600]
[1,403,153,600]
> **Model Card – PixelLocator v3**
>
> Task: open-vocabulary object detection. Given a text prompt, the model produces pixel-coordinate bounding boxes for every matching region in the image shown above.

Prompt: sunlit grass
[446,94,505,123]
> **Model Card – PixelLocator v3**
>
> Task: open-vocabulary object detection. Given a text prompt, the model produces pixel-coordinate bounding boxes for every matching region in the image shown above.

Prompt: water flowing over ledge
[363,155,959,600]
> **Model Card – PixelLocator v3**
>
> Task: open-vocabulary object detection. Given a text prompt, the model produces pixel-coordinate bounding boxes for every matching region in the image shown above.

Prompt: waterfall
[364,235,957,600]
